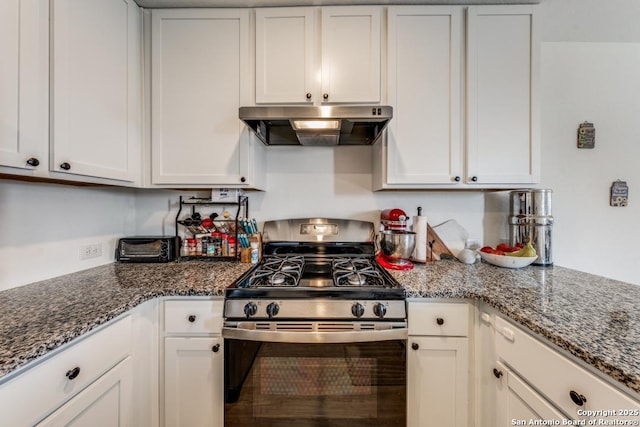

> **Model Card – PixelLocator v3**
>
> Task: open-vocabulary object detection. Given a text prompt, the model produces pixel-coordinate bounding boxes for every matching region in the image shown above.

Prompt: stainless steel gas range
[222,218,407,426]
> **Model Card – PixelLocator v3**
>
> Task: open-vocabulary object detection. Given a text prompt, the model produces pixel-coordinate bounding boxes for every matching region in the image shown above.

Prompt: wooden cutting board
[426,224,454,262]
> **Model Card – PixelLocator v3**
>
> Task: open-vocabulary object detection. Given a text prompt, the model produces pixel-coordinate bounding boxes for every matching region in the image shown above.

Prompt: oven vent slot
[359,323,376,330]
[317,323,357,332]
[276,323,314,331]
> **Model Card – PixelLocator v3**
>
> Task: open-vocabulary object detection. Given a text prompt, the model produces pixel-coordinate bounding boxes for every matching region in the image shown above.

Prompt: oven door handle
[222,325,408,344]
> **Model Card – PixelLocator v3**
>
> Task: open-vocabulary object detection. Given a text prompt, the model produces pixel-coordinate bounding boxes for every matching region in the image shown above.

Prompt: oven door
[223,322,407,427]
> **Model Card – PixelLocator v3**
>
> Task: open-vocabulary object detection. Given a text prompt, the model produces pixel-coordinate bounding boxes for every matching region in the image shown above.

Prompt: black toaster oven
[116,236,179,263]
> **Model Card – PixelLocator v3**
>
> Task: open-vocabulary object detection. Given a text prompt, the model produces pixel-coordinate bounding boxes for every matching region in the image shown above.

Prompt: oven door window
[225,340,406,426]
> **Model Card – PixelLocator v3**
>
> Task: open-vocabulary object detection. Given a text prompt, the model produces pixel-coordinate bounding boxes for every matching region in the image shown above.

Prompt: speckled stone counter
[0,261,251,380]
[391,260,640,395]
[1,259,639,398]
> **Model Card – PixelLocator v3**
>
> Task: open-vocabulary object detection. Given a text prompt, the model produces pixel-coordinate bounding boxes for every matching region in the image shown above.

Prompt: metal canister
[509,189,554,266]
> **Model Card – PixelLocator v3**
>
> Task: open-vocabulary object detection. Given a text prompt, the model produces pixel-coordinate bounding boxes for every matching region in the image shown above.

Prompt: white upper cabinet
[381,6,463,187]
[150,9,265,188]
[375,5,539,189]
[255,6,382,104]
[321,7,381,104]
[255,8,315,104]
[466,5,539,185]
[0,0,48,175]
[50,0,142,183]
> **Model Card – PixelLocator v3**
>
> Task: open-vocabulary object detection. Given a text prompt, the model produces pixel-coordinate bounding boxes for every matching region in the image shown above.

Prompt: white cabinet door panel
[164,337,223,427]
[0,0,48,173]
[321,7,381,104]
[466,6,539,184]
[51,0,141,182]
[255,8,315,104]
[151,9,254,186]
[407,336,469,427]
[386,6,462,185]
[37,357,133,427]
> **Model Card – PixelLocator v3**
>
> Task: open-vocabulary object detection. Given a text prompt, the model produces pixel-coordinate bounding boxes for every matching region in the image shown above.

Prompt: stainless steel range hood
[239,106,392,146]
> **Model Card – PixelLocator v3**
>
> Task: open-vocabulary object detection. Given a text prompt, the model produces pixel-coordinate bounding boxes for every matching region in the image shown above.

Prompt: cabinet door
[407,336,469,427]
[321,7,381,104]
[151,9,259,187]
[255,7,315,104]
[36,357,133,427]
[0,0,48,174]
[51,0,141,182]
[466,6,539,185]
[385,6,463,186]
[493,361,566,426]
[164,337,223,427]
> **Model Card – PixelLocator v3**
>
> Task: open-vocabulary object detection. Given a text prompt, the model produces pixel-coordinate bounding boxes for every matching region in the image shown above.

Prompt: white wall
[134,147,486,242]
[0,179,136,290]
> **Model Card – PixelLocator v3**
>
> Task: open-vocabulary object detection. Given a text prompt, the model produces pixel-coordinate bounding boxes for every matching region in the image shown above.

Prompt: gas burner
[246,255,304,288]
[332,258,385,287]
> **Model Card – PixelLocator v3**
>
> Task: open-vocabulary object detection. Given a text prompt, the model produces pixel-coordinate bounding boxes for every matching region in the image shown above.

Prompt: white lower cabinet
[477,305,640,427]
[0,315,133,426]
[493,314,640,423]
[407,301,470,427]
[162,298,225,427]
[493,360,566,426]
[164,337,223,427]
[36,357,133,427]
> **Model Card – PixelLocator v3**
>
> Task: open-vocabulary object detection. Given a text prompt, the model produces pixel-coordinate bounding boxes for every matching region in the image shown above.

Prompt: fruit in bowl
[478,242,538,268]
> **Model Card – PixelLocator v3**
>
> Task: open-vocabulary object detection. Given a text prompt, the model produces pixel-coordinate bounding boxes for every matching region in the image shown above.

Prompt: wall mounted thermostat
[610,180,628,207]
[577,122,595,149]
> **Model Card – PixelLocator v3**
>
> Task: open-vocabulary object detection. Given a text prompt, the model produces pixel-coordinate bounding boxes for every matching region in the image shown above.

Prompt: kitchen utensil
[380,209,409,231]
[378,230,416,269]
[432,219,469,258]
[426,224,454,261]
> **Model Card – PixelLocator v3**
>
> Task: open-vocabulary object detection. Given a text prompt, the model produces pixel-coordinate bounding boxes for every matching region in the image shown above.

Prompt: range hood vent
[239,106,392,146]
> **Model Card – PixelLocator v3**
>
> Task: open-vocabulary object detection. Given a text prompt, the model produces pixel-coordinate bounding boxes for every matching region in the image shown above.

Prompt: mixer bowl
[380,230,416,262]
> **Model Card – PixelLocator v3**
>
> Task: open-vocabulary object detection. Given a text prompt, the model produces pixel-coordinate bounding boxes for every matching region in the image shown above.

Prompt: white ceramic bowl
[478,251,538,268]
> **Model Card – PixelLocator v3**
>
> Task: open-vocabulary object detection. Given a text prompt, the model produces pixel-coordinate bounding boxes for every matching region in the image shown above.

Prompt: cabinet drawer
[164,299,224,334]
[494,315,640,420]
[408,302,469,336]
[0,315,131,426]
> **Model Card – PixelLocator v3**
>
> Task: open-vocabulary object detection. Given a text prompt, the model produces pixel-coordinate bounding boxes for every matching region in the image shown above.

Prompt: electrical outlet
[80,243,102,260]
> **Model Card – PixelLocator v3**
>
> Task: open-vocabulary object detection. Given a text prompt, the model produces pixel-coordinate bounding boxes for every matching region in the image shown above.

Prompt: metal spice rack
[175,195,249,261]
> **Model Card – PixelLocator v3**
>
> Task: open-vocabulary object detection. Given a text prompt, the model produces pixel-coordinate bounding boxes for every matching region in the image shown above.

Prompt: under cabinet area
[162,299,224,427]
[255,6,382,105]
[407,301,470,427]
[374,5,539,189]
[150,9,265,189]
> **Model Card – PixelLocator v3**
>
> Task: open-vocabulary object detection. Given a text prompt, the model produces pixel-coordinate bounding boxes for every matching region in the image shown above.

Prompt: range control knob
[266,302,280,318]
[351,303,365,318]
[373,303,387,319]
[243,302,257,319]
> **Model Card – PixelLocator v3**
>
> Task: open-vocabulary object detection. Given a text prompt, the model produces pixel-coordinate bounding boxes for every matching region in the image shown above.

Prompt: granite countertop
[0,259,639,398]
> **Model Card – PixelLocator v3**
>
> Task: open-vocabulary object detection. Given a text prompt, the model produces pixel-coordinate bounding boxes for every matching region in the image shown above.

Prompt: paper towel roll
[411,215,428,262]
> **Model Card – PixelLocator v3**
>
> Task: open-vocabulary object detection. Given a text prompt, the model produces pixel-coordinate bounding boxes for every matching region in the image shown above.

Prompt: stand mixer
[377,209,416,270]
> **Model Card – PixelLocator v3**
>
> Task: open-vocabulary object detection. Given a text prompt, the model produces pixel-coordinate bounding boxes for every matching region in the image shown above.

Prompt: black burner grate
[247,255,304,287]
[332,258,385,287]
